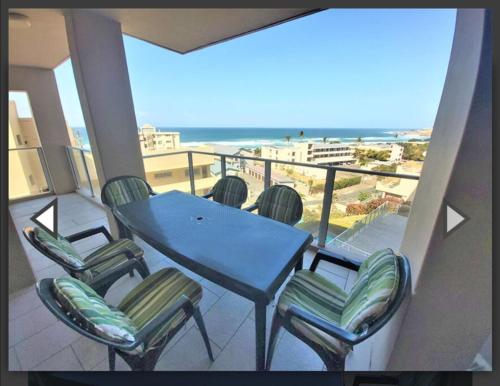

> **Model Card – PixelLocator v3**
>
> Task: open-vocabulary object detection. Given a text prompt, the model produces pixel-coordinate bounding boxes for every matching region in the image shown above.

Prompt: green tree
[357,136,363,143]
[322,136,328,143]
[285,135,291,144]
[358,191,371,201]
[299,130,305,139]
[254,147,261,157]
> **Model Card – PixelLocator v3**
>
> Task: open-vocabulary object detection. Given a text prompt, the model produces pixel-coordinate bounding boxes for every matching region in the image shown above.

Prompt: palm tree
[322,136,328,143]
[285,135,291,144]
[299,130,305,140]
[357,136,363,143]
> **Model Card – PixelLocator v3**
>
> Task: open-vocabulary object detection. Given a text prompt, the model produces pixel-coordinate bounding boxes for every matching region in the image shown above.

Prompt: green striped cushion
[277,270,349,355]
[118,268,202,351]
[33,228,84,268]
[341,248,400,334]
[212,176,248,208]
[83,239,144,281]
[53,277,137,344]
[103,177,150,208]
[257,185,302,225]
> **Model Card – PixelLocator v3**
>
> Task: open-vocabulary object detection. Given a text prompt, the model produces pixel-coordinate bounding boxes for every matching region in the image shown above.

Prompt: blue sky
[52,8,456,129]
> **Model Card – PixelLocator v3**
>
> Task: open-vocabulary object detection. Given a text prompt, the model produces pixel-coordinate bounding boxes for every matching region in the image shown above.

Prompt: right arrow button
[445,202,468,236]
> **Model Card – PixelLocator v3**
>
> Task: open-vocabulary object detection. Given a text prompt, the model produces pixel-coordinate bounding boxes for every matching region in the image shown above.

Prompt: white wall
[9,66,77,195]
[387,9,491,370]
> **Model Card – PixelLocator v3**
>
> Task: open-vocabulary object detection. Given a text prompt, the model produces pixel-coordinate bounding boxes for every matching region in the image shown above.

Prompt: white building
[389,144,404,163]
[262,142,355,166]
[138,124,180,153]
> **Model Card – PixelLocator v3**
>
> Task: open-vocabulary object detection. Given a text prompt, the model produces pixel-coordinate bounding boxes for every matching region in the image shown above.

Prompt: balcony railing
[142,149,420,251]
[66,147,100,199]
[66,146,420,254]
[8,147,54,200]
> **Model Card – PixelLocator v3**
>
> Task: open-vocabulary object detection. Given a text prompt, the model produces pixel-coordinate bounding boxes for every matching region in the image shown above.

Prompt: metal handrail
[65,147,95,197]
[333,201,394,244]
[68,146,419,248]
[9,146,55,195]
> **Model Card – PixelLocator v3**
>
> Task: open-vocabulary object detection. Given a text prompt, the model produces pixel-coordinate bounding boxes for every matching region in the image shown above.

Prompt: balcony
[6,8,491,374]
[10,192,359,371]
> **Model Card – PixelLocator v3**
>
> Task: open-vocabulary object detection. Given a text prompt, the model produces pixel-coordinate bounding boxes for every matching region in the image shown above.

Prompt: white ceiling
[9,8,320,69]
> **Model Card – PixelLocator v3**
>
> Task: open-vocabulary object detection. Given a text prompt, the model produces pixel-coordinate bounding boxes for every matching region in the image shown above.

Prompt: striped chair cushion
[33,227,84,268]
[341,248,400,334]
[78,239,144,282]
[277,270,350,355]
[102,177,150,208]
[118,268,202,352]
[257,185,303,225]
[53,277,137,344]
[212,176,248,208]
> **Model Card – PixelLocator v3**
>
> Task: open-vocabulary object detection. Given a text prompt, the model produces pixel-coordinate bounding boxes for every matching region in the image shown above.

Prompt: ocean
[71,127,428,150]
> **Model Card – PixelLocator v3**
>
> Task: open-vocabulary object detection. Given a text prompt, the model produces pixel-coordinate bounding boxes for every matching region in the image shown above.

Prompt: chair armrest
[75,248,138,272]
[66,226,114,243]
[202,191,214,199]
[243,203,258,212]
[133,295,193,345]
[310,248,362,272]
[353,376,399,386]
[284,304,360,346]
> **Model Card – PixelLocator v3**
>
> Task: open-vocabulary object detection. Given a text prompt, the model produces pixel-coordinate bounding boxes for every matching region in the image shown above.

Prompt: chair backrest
[101,175,153,208]
[101,175,154,239]
[256,185,303,226]
[23,226,84,271]
[340,248,411,343]
[36,278,139,352]
[211,176,248,208]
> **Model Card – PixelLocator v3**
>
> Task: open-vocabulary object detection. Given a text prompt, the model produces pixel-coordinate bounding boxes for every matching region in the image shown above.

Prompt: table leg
[255,302,267,371]
[295,254,304,271]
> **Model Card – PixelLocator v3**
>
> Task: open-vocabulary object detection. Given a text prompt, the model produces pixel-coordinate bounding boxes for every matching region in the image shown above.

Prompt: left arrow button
[30,198,58,238]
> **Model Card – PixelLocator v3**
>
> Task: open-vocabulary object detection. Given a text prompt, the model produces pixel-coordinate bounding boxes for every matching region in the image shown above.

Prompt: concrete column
[9,66,76,195]
[387,9,491,370]
[64,10,145,187]
[8,212,35,294]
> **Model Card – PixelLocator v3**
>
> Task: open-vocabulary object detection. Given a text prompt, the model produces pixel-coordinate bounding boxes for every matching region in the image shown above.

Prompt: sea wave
[180,135,425,148]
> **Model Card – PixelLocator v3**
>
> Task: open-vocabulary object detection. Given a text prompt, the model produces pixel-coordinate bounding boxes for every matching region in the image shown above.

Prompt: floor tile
[71,336,108,370]
[32,347,83,371]
[9,348,21,371]
[9,305,57,346]
[8,286,39,321]
[270,331,324,371]
[200,291,253,349]
[156,326,221,371]
[14,321,81,370]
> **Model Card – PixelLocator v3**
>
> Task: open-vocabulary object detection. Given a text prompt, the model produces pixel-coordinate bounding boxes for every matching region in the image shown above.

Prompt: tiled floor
[8,193,370,371]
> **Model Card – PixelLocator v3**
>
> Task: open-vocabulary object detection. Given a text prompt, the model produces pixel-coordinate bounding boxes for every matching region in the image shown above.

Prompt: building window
[154,171,172,179]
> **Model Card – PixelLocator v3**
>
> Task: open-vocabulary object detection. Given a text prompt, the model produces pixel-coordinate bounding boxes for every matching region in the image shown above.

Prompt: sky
[52,8,456,129]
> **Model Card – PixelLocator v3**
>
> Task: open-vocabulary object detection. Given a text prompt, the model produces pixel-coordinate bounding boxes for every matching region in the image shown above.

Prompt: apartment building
[138,123,180,153]
[262,141,355,166]
[8,100,49,199]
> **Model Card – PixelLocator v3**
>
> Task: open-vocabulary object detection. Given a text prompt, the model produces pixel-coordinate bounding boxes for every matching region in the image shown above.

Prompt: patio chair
[23,225,150,296]
[202,176,248,208]
[101,175,156,239]
[244,184,303,226]
[266,248,411,371]
[36,267,214,371]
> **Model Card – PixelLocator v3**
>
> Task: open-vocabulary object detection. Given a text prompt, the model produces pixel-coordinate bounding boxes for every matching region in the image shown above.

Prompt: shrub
[334,176,361,190]
[358,191,371,201]
[346,203,367,215]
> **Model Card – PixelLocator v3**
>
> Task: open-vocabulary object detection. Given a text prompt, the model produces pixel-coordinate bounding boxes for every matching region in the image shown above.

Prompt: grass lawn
[329,214,366,229]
